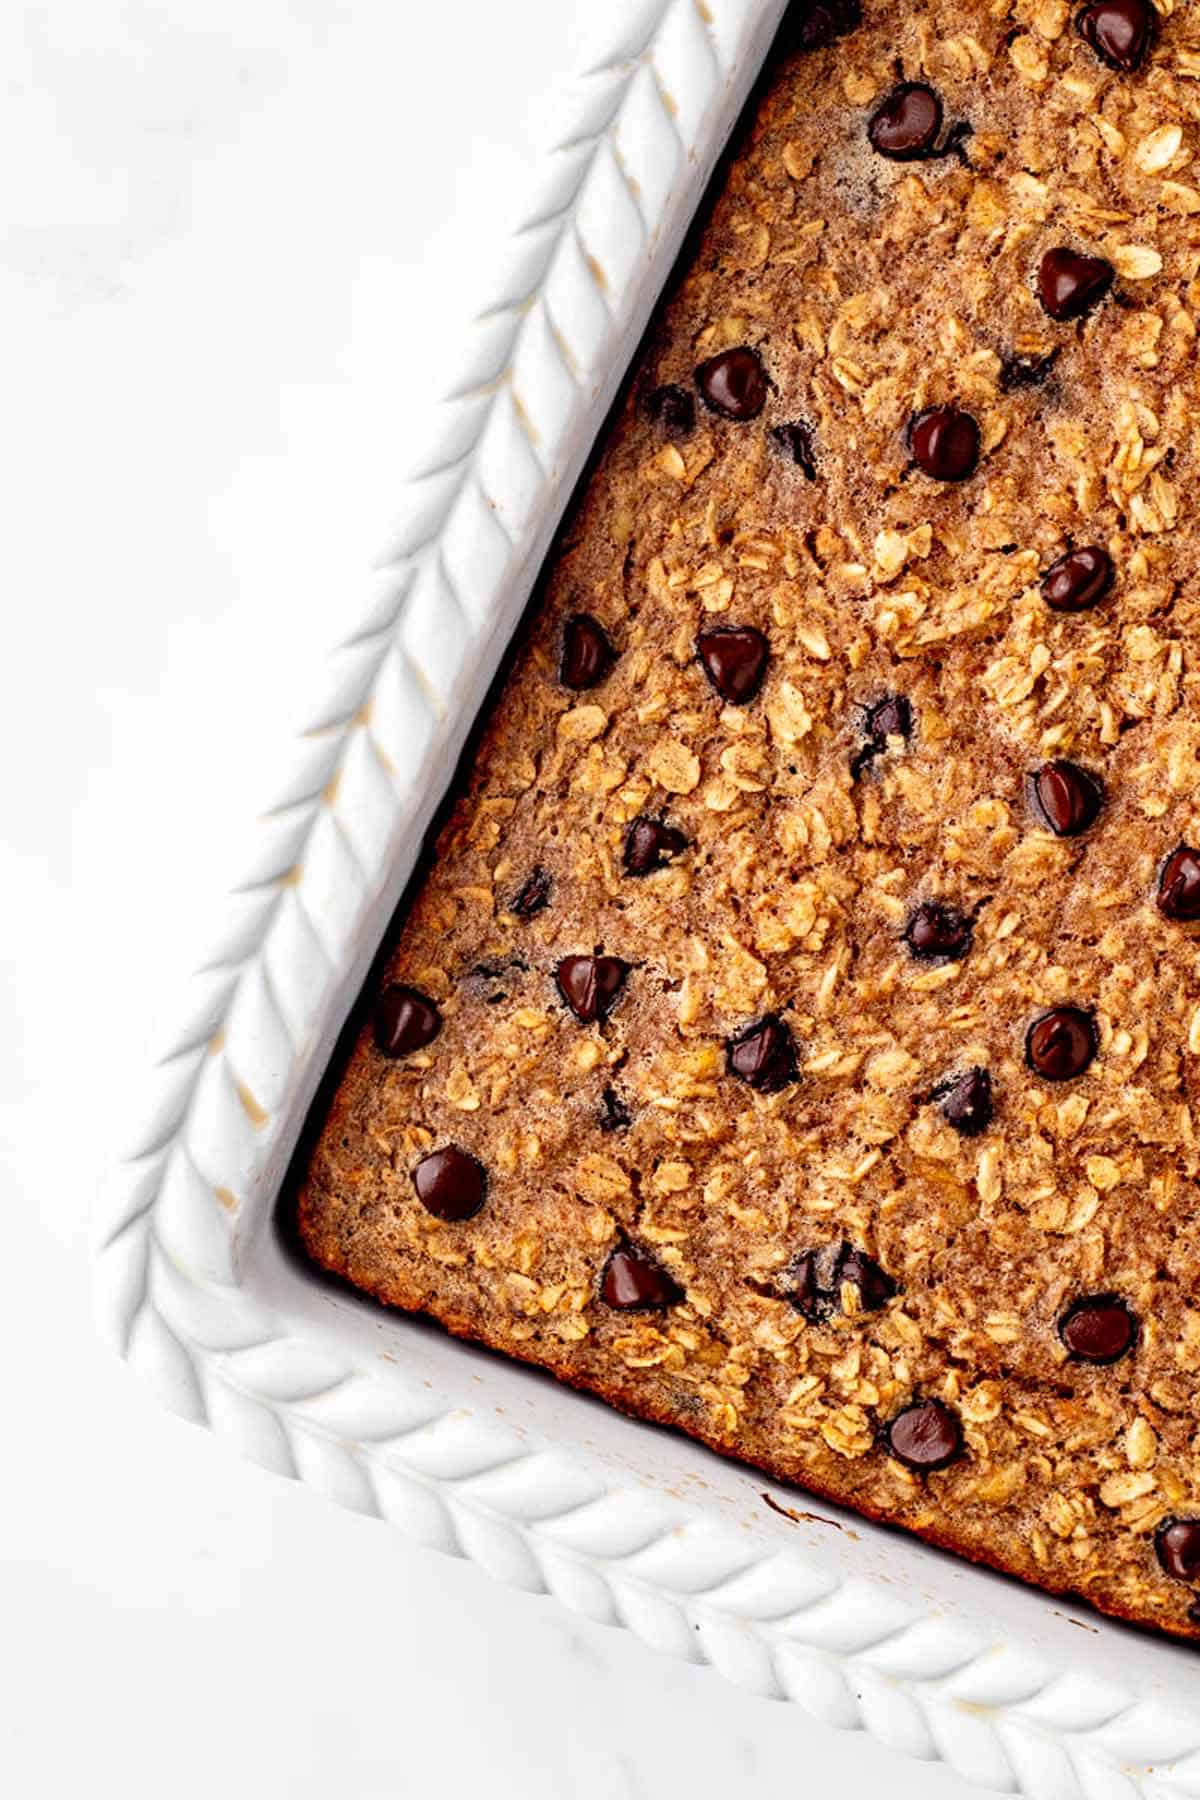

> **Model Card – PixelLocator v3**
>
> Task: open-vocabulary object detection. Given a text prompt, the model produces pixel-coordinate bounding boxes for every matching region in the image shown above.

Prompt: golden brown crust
[297,0,1200,1641]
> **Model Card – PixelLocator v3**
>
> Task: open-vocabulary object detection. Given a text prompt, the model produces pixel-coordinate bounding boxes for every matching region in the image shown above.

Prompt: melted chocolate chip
[373,984,442,1058]
[1025,1006,1097,1081]
[601,1245,683,1310]
[852,693,912,777]
[771,420,817,479]
[696,626,770,705]
[934,1067,994,1136]
[904,901,974,961]
[868,83,943,160]
[646,383,695,435]
[1041,545,1115,612]
[885,1399,963,1472]
[412,1146,487,1222]
[789,1249,826,1321]
[1156,1517,1200,1583]
[868,693,912,746]
[695,346,768,421]
[837,1245,898,1312]
[560,613,616,691]
[1158,847,1200,922]
[598,1086,632,1133]
[1059,1294,1137,1364]
[1037,247,1114,321]
[512,867,551,919]
[909,406,980,481]
[1077,0,1155,73]
[787,1241,896,1320]
[624,816,688,877]
[999,349,1059,393]
[727,1014,799,1092]
[778,0,861,53]
[1031,760,1104,837]
[556,954,629,1024]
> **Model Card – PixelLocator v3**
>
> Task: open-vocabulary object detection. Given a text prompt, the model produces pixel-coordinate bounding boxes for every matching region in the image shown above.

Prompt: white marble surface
[1,5,987,1795]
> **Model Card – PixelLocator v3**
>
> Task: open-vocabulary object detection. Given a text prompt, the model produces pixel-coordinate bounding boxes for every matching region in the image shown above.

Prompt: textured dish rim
[93,4,1200,1794]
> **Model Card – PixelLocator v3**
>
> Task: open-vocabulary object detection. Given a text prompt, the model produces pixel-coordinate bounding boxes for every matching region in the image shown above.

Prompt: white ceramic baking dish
[95,2,1200,1792]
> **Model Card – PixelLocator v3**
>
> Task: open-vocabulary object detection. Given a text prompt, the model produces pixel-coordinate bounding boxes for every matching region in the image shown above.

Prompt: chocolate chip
[598,1086,632,1133]
[885,1399,963,1472]
[788,1250,826,1321]
[727,1014,798,1092]
[624,816,688,877]
[374,984,442,1057]
[867,693,912,745]
[852,693,912,777]
[695,347,768,421]
[909,406,980,481]
[934,1067,994,1136]
[556,954,629,1024]
[696,626,770,705]
[512,867,551,918]
[1077,0,1155,72]
[1041,545,1115,612]
[1031,760,1103,837]
[868,83,943,160]
[412,1146,487,1222]
[1189,1597,1200,1628]
[560,613,616,691]
[771,420,818,479]
[1155,1518,1200,1583]
[646,383,695,435]
[601,1245,683,1310]
[836,1244,898,1312]
[1025,1006,1098,1081]
[998,349,1059,393]
[1059,1294,1137,1364]
[787,1241,895,1319]
[904,901,974,961]
[1037,247,1114,321]
[778,0,861,52]
[1158,847,1200,922]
